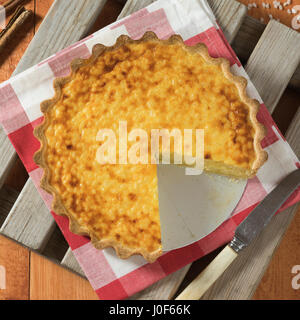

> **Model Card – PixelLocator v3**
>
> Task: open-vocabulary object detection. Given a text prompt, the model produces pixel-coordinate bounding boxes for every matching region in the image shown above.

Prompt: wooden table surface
[0,0,299,300]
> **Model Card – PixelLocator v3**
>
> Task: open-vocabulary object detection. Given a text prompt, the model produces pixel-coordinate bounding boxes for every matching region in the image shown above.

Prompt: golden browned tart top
[34,32,267,262]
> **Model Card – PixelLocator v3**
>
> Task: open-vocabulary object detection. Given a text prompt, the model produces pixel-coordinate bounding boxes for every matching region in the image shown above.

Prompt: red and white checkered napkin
[0,0,299,299]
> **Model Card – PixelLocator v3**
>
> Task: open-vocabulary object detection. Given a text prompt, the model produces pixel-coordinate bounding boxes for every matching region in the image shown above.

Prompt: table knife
[176,168,300,300]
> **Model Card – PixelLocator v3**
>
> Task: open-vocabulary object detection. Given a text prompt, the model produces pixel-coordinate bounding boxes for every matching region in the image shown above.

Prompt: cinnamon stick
[2,0,26,15]
[0,6,32,53]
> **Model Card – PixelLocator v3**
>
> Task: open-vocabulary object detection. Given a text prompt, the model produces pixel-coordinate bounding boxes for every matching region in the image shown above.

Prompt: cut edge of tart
[33,32,267,263]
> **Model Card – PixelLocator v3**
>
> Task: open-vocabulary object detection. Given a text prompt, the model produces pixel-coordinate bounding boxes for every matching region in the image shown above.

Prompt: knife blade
[176,169,300,300]
[230,168,300,253]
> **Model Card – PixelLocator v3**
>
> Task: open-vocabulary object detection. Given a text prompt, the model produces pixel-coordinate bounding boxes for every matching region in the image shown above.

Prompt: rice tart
[34,32,267,262]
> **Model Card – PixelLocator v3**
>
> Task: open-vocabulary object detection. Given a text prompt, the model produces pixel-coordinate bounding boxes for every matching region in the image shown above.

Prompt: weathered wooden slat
[0,139,16,189]
[199,23,300,300]
[0,133,15,190]
[14,0,107,74]
[232,15,265,63]
[0,185,19,226]
[232,15,300,92]
[245,20,300,113]
[41,224,69,261]
[61,248,85,277]
[0,179,55,251]
[285,108,300,149]
[207,0,247,44]
[0,0,107,249]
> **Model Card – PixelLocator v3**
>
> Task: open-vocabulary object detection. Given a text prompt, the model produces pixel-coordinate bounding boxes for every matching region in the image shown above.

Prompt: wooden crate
[0,0,299,300]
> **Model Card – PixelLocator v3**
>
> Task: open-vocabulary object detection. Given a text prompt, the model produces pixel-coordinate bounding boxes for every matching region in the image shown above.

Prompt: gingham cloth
[0,0,299,300]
